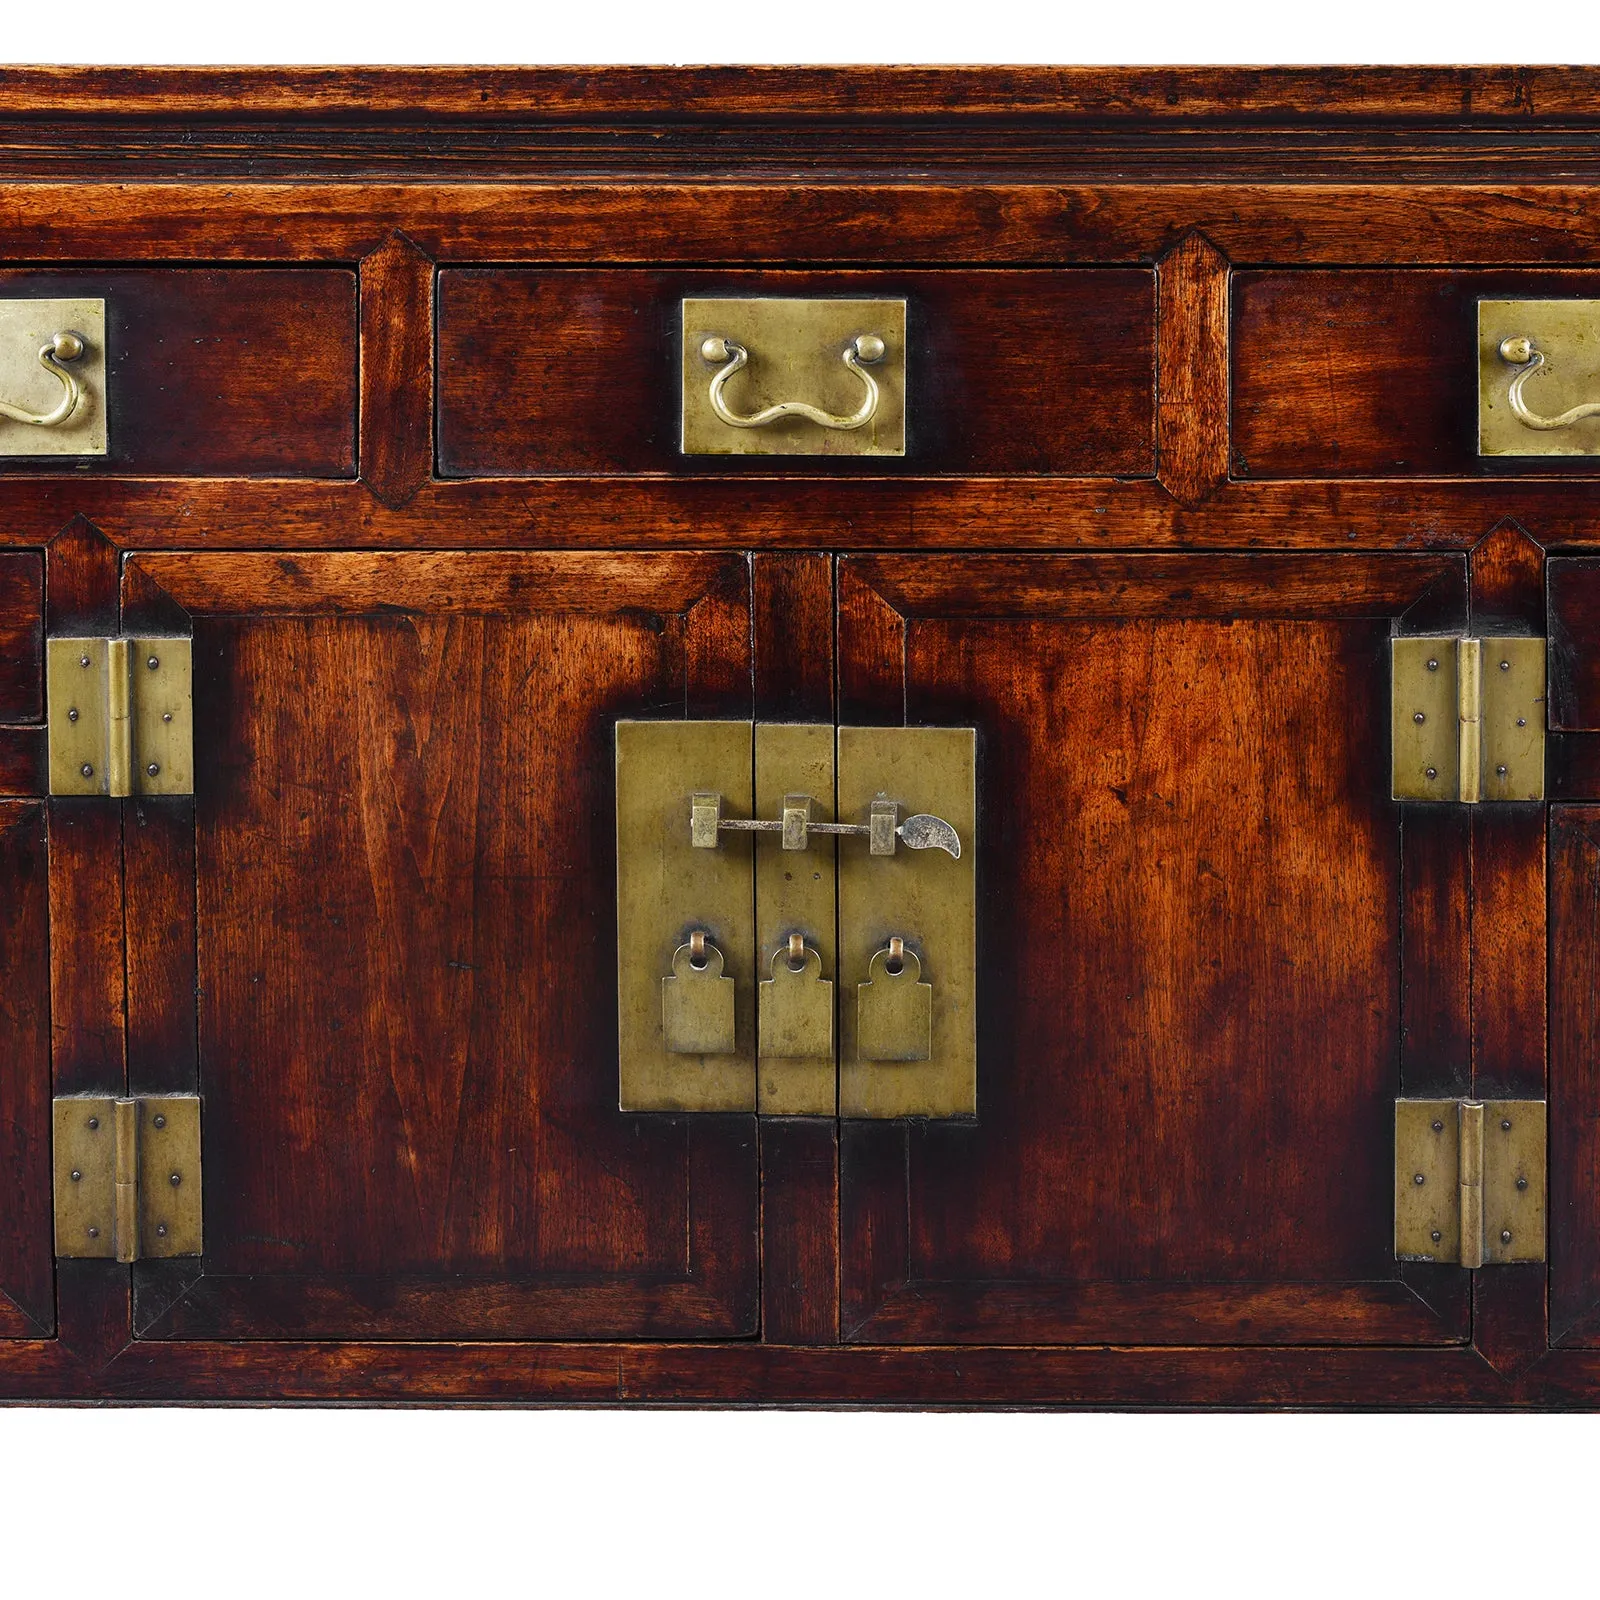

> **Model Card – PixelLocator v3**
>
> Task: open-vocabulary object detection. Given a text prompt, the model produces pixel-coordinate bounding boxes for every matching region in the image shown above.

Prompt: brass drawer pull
[0,330,88,428]
[1498,335,1600,432]
[698,332,885,432]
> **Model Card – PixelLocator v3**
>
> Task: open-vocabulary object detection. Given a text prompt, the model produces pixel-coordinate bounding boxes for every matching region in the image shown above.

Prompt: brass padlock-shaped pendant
[759,938,834,1060]
[662,934,737,1055]
[856,939,932,1062]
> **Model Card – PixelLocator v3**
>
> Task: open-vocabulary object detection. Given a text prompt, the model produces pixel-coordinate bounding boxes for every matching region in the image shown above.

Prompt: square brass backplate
[681,297,907,457]
[0,297,107,456]
[1479,299,1600,457]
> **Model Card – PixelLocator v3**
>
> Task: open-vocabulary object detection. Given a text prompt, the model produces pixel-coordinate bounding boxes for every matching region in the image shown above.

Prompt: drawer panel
[1234,270,1600,477]
[0,270,356,476]
[0,553,42,722]
[437,269,1155,476]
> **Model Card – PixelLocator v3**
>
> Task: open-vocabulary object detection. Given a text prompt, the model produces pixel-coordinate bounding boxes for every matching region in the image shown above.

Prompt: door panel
[122,551,758,1340]
[839,553,1473,1345]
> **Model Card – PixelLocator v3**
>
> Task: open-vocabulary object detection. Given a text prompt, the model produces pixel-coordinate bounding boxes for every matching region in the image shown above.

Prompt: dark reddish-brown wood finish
[436,269,1155,477]
[1,67,1599,1404]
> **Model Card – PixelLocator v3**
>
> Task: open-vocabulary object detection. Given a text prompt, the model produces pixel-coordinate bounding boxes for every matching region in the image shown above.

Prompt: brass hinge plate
[1391,636,1544,803]
[47,636,193,798]
[1395,1098,1545,1265]
[53,1095,202,1261]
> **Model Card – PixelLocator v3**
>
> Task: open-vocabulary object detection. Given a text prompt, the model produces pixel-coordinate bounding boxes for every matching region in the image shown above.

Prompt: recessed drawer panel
[1234,270,1600,478]
[0,270,356,476]
[436,269,1155,476]
[0,552,42,722]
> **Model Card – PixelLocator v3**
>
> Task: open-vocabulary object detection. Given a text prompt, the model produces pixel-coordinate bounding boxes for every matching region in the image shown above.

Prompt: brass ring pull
[0,331,88,428]
[1498,335,1600,431]
[699,333,885,431]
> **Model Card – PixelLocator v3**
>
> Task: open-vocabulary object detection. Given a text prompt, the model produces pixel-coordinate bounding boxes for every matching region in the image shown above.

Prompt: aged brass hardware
[53,1094,202,1261]
[692,792,961,857]
[616,720,755,1112]
[856,939,934,1063]
[663,934,738,1055]
[47,636,194,798]
[1391,636,1544,803]
[681,298,907,457]
[1479,300,1600,455]
[759,938,835,1062]
[0,298,107,456]
[755,723,837,1115]
[839,726,977,1119]
[1395,1098,1545,1265]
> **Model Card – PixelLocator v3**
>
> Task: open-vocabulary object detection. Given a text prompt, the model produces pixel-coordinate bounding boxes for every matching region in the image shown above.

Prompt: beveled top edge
[0,64,1595,125]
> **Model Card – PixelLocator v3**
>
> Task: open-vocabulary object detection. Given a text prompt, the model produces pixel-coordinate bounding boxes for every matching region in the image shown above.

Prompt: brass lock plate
[616,720,756,1112]
[839,726,977,1119]
[0,297,107,457]
[1479,299,1600,456]
[681,298,907,457]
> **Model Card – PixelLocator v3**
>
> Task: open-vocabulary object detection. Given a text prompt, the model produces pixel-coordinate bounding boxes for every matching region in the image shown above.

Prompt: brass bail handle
[0,331,88,428]
[691,791,960,858]
[699,333,886,431]
[1498,335,1600,432]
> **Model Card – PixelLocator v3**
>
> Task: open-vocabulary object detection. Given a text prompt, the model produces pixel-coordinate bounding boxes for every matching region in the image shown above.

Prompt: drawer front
[1234,270,1600,478]
[437,269,1155,476]
[0,269,356,476]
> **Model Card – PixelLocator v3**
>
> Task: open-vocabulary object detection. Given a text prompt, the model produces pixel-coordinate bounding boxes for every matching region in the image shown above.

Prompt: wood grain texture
[0,270,355,477]
[760,1122,839,1345]
[437,269,1155,477]
[837,554,1461,1346]
[1156,233,1229,507]
[1548,557,1600,730]
[360,233,434,507]
[135,550,758,1340]
[0,803,53,1335]
[1233,270,1600,478]
[0,553,42,721]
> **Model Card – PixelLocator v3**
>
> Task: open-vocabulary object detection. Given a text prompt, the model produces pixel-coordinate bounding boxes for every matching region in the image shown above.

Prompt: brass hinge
[52,1095,202,1261]
[1395,1098,1545,1265]
[46,636,193,797]
[1391,636,1544,802]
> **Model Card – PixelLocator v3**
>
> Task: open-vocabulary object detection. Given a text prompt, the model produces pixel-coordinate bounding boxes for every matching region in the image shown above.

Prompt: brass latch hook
[0,330,88,428]
[699,333,885,431]
[1498,334,1600,431]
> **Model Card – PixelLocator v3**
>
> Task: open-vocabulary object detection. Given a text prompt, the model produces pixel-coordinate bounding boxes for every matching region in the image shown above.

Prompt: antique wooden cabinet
[6,66,1600,1405]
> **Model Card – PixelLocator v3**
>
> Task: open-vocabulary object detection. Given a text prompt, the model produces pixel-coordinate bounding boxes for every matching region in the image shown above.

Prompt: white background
[3,5,1597,1596]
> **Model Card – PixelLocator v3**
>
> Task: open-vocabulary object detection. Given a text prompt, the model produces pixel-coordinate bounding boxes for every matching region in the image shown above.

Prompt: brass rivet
[169,1172,181,1187]
[1431,1230,1442,1243]
[146,763,160,777]
[147,655,159,670]
[1414,1173,1426,1186]
[1517,717,1527,727]
[1432,1119,1444,1132]
[162,712,173,723]
[1502,1119,1513,1131]
[78,655,90,668]
[1414,712,1426,724]
[1496,764,1508,777]
[86,1117,98,1131]
[152,1115,166,1129]
[80,763,93,778]
[156,1224,168,1238]
[70,1169,81,1182]
[67,707,79,722]
[1517,1177,1529,1191]
[1427,658,1440,671]
[1501,1229,1513,1244]
[87,1226,98,1239]
[1425,767,1438,780]
[1500,660,1511,671]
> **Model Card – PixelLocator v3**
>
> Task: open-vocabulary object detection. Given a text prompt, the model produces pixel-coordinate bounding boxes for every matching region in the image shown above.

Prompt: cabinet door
[122,550,758,1341]
[838,552,1496,1346]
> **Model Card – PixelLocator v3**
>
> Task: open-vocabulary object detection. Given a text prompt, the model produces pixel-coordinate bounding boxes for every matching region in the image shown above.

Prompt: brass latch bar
[690,792,962,857]
[47,635,193,797]
[1391,636,1544,803]
[1395,1098,1545,1265]
[53,1095,202,1261]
